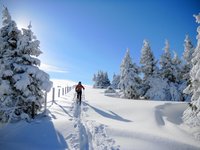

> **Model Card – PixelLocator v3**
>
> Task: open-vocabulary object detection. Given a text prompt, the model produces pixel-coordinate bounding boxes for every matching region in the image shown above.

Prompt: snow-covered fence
[45,85,75,103]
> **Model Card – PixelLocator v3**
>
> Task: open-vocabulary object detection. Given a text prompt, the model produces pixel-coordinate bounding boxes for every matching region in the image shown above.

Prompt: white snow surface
[0,80,200,150]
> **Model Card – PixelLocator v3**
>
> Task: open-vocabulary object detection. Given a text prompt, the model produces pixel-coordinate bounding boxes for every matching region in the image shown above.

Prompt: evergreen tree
[140,40,159,98]
[181,35,194,101]
[183,35,194,64]
[182,34,194,83]
[171,51,184,101]
[140,40,157,78]
[172,51,182,83]
[93,71,110,88]
[159,40,183,101]
[102,72,111,88]
[119,49,141,99]
[111,73,120,89]
[92,74,97,86]
[183,13,200,129]
[159,40,175,82]
[0,7,52,123]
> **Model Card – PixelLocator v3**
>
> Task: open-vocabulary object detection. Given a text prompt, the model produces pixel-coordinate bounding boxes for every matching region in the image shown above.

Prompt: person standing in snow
[75,81,85,104]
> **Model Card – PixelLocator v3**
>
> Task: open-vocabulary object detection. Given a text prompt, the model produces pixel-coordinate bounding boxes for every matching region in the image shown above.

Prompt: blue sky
[0,0,199,85]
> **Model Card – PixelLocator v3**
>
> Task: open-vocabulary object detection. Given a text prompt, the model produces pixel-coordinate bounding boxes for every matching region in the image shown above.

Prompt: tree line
[93,36,194,101]
[93,13,200,134]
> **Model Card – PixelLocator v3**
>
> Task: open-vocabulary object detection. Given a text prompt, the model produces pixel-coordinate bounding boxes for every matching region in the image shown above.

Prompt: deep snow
[0,80,200,150]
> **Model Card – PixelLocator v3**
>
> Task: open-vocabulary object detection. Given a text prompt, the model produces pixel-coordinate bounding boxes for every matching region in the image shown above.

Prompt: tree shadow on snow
[155,103,188,126]
[54,101,73,118]
[84,102,132,122]
[0,116,68,150]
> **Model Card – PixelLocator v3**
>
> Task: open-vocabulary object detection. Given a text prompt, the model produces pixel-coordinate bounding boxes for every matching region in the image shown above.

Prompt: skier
[75,81,85,104]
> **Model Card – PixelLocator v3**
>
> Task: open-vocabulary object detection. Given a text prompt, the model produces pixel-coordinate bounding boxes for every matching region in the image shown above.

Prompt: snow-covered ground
[0,80,200,150]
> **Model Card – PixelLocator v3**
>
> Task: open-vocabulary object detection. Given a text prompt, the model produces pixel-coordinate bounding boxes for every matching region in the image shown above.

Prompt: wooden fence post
[31,101,35,119]
[62,88,64,96]
[58,89,60,97]
[65,87,67,94]
[44,92,47,115]
[52,87,55,103]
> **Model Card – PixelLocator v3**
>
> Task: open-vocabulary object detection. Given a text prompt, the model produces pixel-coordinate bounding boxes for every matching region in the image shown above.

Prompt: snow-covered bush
[104,86,116,93]
[0,7,52,123]
[144,77,171,101]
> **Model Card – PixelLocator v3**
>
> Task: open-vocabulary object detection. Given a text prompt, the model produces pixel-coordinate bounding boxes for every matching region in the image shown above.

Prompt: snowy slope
[84,88,200,150]
[0,80,200,150]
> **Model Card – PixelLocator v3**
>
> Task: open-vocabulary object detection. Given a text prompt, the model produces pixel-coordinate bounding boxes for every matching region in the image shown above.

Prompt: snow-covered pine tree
[183,35,194,64]
[159,40,183,101]
[102,72,111,88]
[159,40,175,83]
[182,34,194,83]
[170,51,184,101]
[0,7,52,123]
[119,49,141,99]
[93,71,102,88]
[140,40,157,79]
[93,71,110,88]
[183,13,200,133]
[139,40,159,99]
[111,73,120,89]
[172,51,182,83]
[92,73,97,87]
[181,35,195,101]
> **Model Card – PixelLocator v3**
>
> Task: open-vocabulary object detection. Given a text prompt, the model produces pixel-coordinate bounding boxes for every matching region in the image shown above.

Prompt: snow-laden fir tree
[139,40,159,99]
[93,71,110,88]
[102,72,110,88]
[119,49,141,99]
[181,35,195,101]
[170,51,184,101]
[158,40,183,101]
[139,40,171,100]
[183,13,200,135]
[182,34,194,83]
[0,7,52,123]
[183,35,194,63]
[111,73,120,89]
[159,40,175,82]
[140,40,157,79]
[172,51,182,83]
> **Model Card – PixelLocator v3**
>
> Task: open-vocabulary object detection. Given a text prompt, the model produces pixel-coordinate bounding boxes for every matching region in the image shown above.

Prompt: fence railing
[47,85,76,101]
[43,85,75,111]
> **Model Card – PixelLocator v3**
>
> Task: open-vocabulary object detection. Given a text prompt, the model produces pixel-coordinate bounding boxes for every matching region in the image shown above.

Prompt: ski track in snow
[71,93,120,150]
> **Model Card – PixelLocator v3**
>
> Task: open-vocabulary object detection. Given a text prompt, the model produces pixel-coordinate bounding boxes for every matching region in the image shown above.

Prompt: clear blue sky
[0,0,199,85]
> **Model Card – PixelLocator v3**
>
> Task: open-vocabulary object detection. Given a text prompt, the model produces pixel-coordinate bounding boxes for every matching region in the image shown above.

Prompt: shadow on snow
[83,102,132,122]
[0,116,68,150]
